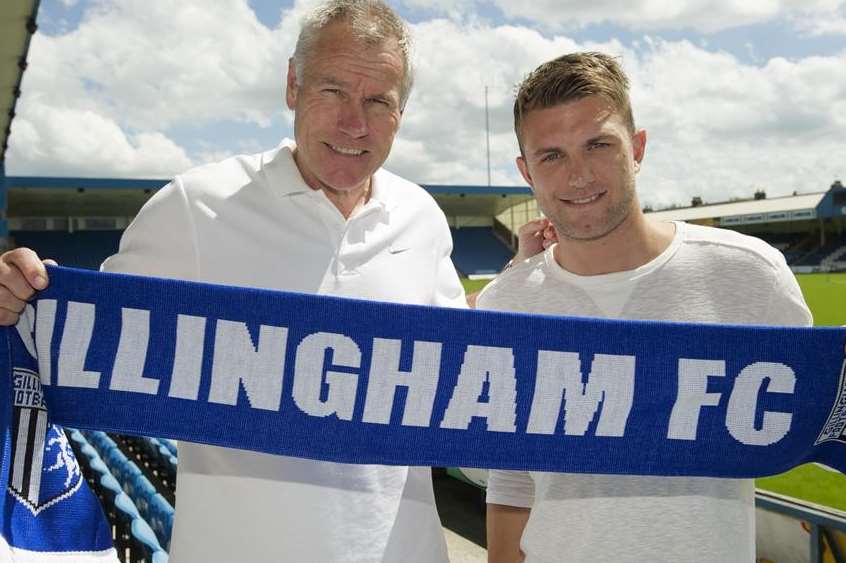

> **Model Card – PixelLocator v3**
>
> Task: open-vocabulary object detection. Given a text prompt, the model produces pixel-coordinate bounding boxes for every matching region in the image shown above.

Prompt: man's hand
[0,248,56,326]
[512,218,556,265]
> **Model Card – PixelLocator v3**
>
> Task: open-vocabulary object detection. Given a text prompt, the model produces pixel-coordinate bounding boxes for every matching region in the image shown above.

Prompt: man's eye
[368,97,390,106]
[589,142,609,150]
[541,153,560,162]
[322,88,341,95]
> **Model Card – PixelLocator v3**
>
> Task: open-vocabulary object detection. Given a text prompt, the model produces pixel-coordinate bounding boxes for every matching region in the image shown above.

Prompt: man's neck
[322,181,371,219]
[291,147,371,219]
[553,212,676,276]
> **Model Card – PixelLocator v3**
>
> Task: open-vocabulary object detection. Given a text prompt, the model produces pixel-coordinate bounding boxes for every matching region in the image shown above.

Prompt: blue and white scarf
[2,266,845,558]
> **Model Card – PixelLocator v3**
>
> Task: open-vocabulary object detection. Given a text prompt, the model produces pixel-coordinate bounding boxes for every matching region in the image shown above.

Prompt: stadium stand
[822,245,846,271]
[794,232,846,268]
[69,430,169,563]
[745,232,809,264]
[76,431,176,556]
[645,181,846,272]
[11,230,121,270]
[449,227,513,276]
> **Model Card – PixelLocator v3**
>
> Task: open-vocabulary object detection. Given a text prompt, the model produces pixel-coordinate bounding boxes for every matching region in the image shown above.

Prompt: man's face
[286,22,405,195]
[516,96,646,242]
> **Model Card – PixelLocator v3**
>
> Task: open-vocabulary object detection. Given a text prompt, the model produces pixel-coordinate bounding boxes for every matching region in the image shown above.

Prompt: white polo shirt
[102,140,466,563]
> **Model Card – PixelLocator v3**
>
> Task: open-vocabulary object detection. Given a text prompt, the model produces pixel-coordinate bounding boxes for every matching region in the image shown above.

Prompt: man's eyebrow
[531,146,561,158]
[313,76,347,88]
[586,134,615,144]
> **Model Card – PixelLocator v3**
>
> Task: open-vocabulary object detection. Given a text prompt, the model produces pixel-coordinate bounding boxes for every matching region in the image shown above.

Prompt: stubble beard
[546,181,637,243]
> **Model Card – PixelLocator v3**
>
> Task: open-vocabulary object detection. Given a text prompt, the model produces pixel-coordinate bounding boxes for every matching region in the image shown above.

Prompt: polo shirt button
[339,269,359,277]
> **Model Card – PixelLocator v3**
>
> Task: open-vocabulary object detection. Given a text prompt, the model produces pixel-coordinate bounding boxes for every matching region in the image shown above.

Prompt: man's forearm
[487,503,530,563]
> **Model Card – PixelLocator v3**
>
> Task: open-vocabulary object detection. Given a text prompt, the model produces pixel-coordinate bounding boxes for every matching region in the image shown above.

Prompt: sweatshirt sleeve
[486,470,535,508]
[763,254,813,328]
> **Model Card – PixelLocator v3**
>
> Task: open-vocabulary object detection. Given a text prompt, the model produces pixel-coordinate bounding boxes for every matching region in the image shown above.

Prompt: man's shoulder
[374,168,442,212]
[175,145,288,199]
[477,253,548,309]
[679,222,786,271]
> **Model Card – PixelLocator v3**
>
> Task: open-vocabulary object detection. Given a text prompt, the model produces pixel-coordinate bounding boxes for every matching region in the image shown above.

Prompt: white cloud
[401,0,846,34]
[7,0,845,211]
[624,40,846,208]
[792,13,846,35]
[22,0,293,131]
[8,0,302,175]
[387,20,584,185]
[386,20,845,209]
[7,102,191,177]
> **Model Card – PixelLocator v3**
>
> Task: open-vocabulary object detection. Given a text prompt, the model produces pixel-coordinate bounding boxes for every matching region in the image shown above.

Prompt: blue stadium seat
[131,517,169,562]
[156,438,178,457]
[129,473,158,518]
[105,448,130,481]
[88,431,118,457]
[67,429,170,561]
[143,437,178,484]
[11,230,122,270]
[148,493,175,550]
[100,473,126,501]
[450,227,513,276]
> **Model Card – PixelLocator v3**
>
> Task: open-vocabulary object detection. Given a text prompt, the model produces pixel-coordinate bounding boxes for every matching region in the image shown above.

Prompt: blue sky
[9,0,846,209]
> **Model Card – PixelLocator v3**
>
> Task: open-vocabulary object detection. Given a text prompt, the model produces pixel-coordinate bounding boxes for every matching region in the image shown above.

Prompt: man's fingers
[0,286,28,326]
[517,218,549,237]
[0,308,22,326]
[0,291,28,314]
[1,248,49,296]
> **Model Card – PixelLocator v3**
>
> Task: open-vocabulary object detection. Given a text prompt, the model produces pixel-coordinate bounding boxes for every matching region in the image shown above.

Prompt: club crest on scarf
[1,305,115,556]
[8,367,82,515]
[816,360,846,446]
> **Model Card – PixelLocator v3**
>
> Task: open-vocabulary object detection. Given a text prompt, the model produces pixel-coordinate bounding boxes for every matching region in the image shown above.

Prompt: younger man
[481,52,811,563]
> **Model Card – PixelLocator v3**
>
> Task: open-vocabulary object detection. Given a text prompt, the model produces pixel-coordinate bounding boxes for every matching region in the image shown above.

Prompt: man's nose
[568,157,594,188]
[338,101,368,138]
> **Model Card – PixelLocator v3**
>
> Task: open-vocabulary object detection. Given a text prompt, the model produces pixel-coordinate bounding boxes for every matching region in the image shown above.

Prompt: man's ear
[632,129,647,174]
[286,58,298,110]
[517,155,534,191]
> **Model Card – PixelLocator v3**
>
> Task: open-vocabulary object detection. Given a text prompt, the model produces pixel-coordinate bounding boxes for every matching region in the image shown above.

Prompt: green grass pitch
[759,272,846,511]
[461,272,846,511]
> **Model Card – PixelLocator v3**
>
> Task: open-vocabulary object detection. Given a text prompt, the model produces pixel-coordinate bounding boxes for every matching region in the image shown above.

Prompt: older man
[0,2,464,561]
[481,52,812,563]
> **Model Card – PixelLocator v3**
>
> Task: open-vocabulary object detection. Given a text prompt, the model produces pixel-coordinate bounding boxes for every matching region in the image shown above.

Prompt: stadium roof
[424,185,532,217]
[0,0,39,162]
[5,176,534,218]
[646,192,827,226]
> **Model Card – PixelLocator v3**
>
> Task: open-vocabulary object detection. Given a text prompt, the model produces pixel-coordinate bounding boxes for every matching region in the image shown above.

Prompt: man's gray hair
[293,0,414,109]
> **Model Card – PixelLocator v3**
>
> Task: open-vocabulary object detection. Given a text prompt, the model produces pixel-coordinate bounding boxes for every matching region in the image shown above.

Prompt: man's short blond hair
[513,52,635,154]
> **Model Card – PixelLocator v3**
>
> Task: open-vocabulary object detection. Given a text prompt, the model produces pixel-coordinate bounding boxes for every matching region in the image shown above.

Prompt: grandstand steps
[111,434,177,505]
[492,218,517,252]
[822,245,846,268]
[69,430,170,563]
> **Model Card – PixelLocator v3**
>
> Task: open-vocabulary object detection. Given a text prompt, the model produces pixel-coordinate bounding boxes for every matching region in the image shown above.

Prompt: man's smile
[326,143,367,156]
[560,191,606,206]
